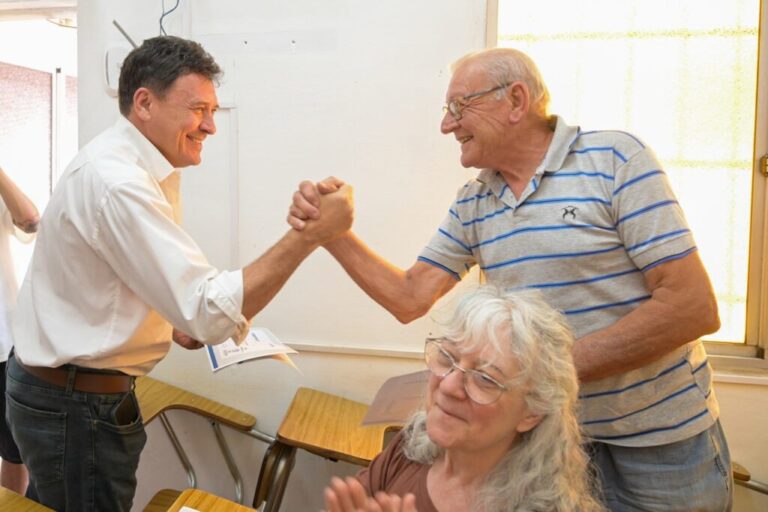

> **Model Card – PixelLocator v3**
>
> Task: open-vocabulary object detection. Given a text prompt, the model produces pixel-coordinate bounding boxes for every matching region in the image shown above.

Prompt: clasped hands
[287,176,352,242]
[324,477,418,512]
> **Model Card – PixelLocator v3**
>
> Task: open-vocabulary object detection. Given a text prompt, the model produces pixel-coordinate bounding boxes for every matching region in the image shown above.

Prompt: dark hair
[118,36,222,115]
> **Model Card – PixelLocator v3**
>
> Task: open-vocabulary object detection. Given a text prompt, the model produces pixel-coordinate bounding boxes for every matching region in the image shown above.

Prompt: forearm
[324,232,452,323]
[574,280,719,382]
[241,229,319,318]
[0,168,39,229]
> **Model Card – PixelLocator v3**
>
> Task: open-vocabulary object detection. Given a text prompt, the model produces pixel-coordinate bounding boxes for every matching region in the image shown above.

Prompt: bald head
[451,48,551,118]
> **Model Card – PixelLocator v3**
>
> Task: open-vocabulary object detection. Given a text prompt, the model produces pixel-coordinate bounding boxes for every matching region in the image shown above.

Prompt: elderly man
[290,48,731,511]
[6,36,352,511]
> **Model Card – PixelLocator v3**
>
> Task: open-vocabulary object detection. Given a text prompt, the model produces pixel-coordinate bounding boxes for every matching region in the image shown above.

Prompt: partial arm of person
[172,328,204,350]
[239,184,354,318]
[573,250,719,382]
[95,177,352,344]
[176,186,355,343]
[0,166,39,233]
[288,177,456,323]
[322,233,457,323]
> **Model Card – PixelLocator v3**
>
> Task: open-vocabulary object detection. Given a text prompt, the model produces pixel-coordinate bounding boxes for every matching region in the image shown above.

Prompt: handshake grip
[301,184,354,245]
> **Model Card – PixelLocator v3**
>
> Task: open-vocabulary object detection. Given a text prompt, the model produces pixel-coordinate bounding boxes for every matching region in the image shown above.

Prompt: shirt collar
[114,116,176,182]
[539,115,580,174]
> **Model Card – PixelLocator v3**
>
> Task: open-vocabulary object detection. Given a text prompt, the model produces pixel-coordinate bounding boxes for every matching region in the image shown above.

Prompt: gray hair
[452,48,551,117]
[403,285,604,511]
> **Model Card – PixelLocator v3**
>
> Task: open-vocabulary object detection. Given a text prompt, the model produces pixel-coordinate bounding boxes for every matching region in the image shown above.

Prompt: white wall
[74,2,768,511]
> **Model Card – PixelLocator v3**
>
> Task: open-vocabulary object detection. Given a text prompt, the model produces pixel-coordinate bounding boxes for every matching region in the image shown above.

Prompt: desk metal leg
[212,420,246,504]
[736,478,768,496]
[261,444,297,512]
[253,441,283,509]
[246,427,276,445]
[158,412,197,489]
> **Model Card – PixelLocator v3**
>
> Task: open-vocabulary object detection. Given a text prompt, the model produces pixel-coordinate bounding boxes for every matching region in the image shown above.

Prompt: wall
[74,1,768,511]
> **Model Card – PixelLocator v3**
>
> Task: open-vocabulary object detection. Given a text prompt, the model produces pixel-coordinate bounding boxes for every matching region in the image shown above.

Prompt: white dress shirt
[13,116,248,375]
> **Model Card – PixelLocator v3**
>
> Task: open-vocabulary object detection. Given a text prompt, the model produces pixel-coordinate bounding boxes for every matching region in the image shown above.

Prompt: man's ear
[507,82,530,123]
[132,87,154,121]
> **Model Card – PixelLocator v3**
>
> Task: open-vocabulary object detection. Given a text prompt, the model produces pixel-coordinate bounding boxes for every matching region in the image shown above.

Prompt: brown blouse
[356,430,438,512]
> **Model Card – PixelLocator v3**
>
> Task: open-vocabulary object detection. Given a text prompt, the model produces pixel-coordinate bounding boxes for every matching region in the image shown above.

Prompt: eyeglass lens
[425,341,504,405]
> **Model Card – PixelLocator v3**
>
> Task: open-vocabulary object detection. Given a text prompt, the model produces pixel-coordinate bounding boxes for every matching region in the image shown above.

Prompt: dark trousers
[5,354,146,512]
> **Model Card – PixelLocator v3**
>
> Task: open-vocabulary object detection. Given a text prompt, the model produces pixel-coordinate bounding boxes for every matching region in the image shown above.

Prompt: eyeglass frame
[442,82,512,121]
[424,337,510,405]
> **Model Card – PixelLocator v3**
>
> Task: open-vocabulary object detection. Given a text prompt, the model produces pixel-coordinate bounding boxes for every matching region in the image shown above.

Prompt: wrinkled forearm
[574,261,719,382]
[324,232,455,323]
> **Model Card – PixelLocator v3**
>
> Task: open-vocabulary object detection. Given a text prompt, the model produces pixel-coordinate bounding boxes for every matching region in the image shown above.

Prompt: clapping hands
[323,477,418,512]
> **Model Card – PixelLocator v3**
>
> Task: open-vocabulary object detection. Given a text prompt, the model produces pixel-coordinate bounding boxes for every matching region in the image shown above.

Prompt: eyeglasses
[424,338,509,405]
[442,83,511,121]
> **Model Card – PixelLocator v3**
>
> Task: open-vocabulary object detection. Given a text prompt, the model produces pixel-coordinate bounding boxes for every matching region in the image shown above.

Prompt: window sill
[710,355,768,386]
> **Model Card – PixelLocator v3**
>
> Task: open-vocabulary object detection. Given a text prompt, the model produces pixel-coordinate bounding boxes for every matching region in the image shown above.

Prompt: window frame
[488,0,768,367]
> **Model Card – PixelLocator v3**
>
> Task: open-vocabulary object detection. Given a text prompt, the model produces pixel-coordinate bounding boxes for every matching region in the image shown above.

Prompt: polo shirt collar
[115,115,176,182]
[540,115,581,174]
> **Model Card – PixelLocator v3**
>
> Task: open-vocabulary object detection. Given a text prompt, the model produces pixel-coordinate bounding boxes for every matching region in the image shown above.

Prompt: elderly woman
[324,286,604,512]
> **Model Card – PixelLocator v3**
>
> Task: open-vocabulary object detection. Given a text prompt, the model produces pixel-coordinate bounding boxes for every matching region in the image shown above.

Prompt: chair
[136,376,275,505]
[0,487,53,511]
[254,387,403,512]
[733,460,768,496]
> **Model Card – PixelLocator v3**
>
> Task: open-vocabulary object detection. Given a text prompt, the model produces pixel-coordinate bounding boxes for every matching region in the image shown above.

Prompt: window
[0,18,77,283]
[493,0,766,359]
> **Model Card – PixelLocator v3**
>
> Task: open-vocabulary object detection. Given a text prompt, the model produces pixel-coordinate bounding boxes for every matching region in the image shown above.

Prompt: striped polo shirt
[420,116,719,447]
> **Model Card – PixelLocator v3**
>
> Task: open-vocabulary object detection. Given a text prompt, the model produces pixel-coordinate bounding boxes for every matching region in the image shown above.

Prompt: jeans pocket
[5,392,67,485]
[92,392,144,434]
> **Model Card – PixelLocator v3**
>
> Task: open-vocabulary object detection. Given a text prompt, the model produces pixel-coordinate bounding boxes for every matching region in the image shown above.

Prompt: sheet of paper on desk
[361,370,430,425]
[206,327,299,372]
[179,507,200,512]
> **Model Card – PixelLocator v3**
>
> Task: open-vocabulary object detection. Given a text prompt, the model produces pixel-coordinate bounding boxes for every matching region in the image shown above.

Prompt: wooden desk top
[167,488,256,512]
[277,387,402,466]
[136,376,256,431]
[0,487,53,511]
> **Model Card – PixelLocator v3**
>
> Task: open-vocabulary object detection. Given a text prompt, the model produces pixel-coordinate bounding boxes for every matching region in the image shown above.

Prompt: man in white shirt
[0,166,38,497]
[6,36,353,512]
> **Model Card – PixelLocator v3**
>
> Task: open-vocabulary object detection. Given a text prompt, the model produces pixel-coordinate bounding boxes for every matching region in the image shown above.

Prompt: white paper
[206,327,298,372]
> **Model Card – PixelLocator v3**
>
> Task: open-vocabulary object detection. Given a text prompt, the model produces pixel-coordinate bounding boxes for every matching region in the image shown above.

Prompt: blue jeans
[590,420,732,511]
[5,354,146,512]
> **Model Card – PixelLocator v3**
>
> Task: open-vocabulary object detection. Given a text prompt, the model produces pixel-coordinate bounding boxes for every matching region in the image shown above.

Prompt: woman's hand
[323,476,417,512]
